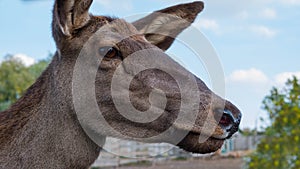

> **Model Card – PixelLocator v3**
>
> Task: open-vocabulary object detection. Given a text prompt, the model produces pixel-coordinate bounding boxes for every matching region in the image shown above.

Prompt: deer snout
[213,104,241,139]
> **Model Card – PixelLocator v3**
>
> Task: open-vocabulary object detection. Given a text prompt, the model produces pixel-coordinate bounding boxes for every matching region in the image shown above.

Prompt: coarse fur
[0,1,241,168]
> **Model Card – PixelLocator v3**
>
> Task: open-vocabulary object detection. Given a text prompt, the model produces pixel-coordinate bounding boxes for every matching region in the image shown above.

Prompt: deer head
[52,0,242,154]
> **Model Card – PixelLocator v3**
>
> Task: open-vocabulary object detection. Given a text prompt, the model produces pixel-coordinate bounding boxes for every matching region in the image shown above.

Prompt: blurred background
[0,0,299,168]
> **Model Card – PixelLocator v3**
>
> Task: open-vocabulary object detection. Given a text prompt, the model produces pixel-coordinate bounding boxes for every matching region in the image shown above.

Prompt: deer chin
[176,132,225,154]
[170,123,232,154]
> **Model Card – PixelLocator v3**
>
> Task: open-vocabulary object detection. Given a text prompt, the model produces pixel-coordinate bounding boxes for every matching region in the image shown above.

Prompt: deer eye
[98,46,120,58]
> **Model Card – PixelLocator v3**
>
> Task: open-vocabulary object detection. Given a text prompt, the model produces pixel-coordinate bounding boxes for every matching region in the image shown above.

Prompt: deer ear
[53,0,93,36]
[133,1,204,51]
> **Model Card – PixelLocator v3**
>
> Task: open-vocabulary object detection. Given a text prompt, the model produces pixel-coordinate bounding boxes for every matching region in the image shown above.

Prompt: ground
[117,158,244,169]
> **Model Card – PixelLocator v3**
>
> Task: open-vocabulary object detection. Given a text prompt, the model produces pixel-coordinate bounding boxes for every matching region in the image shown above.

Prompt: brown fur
[0,1,241,168]
[0,70,47,149]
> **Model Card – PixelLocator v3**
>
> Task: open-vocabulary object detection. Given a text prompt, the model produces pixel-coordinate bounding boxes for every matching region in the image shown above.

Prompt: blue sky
[1,0,300,129]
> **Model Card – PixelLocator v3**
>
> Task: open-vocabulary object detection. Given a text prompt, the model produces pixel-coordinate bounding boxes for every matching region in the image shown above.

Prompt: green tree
[247,77,300,169]
[28,59,49,79]
[0,55,49,111]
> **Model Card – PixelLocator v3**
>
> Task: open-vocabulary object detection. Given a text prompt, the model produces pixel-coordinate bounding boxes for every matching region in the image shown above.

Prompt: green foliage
[0,55,49,111]
[247,77,300,169]
[28,59,49,79]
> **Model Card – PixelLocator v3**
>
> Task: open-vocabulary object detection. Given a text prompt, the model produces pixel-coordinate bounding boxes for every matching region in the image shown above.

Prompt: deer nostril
[220,112,234,127]
[214,109,236,129]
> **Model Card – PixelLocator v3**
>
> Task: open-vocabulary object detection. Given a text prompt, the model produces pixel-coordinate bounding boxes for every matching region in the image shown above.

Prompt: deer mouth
[174,108,241,154]
[175,126,236,154]
[177,131,225,154]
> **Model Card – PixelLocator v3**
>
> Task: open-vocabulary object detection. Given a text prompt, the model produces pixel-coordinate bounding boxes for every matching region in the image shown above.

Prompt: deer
[0,0,242,168]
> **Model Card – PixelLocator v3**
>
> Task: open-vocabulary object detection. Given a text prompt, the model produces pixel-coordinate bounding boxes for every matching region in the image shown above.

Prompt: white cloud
[194,18,220,33]
[236,11,249,20]
[274,72,300,87]
[226,68,300,129]
[227,68,270,86]
[226,69,300,129]
[95,0,133,11]
[279,0,300,5]
[227,69,300,88]
[261,8,277,19]
[12,54,36,67]
[250,25,278,38]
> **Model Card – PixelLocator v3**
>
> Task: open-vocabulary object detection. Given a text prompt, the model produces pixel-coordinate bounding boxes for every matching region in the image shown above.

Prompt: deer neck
[0,53,103,168]
[0,59,51,149]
